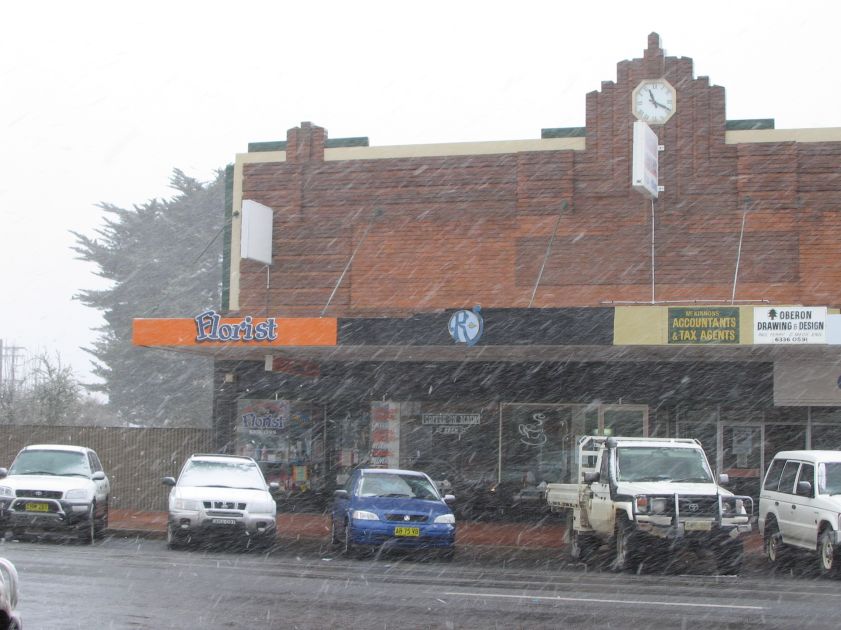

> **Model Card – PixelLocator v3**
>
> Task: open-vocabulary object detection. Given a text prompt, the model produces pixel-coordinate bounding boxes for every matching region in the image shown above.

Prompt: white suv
[759,450,841,576]
[163,454,278,550]
[0,444,110,544]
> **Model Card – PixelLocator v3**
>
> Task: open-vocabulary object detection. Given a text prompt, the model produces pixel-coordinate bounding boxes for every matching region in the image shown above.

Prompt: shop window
[500,404,575,487]
[811,409,841,450]
[234,398,325,502]
[675,405,718,471]
[400,402,498,498]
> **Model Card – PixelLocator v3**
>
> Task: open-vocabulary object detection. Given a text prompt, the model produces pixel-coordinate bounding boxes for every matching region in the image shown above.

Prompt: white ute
[546,436,753,573]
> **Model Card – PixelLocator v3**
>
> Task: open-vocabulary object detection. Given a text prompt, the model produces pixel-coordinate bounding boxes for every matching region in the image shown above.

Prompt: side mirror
[797,480,813,497]
[443,494,455,504]
[583,471,600,484]
[0,468,7,479]
[333,489,349,500]
[718,474,730,486]
[268,482,280,492]
[92,471,106,481]
[161,476,176,487]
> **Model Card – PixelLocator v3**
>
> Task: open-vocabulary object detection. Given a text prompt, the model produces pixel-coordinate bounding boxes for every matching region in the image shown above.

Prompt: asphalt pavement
[1,533,838,629]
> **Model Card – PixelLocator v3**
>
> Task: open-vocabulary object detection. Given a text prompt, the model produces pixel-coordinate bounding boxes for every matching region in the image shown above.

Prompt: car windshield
[615,447,713,483]
[8,450,90,478]
[179,460,266,490]
[357,473,440,500]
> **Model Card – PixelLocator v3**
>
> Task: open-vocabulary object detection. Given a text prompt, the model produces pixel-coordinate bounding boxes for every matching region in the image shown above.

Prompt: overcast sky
[1,0,839,391]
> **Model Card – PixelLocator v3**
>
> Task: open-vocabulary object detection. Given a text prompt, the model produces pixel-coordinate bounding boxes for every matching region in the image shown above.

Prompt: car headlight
[650,498,668,514]
[434,514,455,524]
[0,486,13,498]
[65,489,91,501]
[351,510,379,521]
[174,498,201,511]
[635,496,649,513]
[721,497,746,516]
[251,501,276,514]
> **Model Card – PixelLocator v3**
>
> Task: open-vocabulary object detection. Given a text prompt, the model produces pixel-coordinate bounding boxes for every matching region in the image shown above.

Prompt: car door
[790,462,818,548]
[88,451,109,516]
[774,460,801,545]
[332,473,355,525]
[588,449,615,535]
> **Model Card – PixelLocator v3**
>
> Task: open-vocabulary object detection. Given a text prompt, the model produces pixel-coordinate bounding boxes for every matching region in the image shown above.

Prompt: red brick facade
[236,34,841,317]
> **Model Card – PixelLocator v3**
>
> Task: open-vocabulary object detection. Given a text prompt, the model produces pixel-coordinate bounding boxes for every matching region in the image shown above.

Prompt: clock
[632,79,676,124]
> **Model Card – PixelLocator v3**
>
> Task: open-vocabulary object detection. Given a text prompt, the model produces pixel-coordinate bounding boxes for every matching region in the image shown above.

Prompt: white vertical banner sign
[632,120,659,199]
[240,199,274,265]
[370,401,400,468]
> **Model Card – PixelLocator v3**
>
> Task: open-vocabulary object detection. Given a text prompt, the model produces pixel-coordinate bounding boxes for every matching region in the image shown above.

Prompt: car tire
[78,504,96,545]
[765,519,787,567]
[716,539,744,575]
[94,501,109,539]
[167,524,187,550]
[343,521,357,557]
[818,529,839,578]
[330,518,340,546]
[249,533,274,553]
[612,516,639,573]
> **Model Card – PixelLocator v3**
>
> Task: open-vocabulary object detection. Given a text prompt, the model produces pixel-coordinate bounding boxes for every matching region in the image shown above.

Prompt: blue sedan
[331,468,456,559]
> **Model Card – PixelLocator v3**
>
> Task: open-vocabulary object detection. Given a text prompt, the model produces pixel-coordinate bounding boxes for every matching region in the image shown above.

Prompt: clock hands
[647,88,671,112]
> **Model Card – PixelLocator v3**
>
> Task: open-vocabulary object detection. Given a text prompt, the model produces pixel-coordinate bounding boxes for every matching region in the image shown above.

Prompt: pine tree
[72,169,226,426]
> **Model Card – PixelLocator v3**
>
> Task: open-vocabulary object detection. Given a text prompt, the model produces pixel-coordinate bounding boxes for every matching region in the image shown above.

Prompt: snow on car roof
[22,444,89,453]
[188,453,258,465]
[772,450,841,463]
[358,468,427,476]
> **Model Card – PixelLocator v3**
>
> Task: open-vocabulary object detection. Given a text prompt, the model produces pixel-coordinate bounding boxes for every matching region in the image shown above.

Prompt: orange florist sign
[132,310,337,348]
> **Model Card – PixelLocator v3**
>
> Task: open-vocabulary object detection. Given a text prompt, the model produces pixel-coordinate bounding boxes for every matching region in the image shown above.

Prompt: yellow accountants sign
[668,307,739,344]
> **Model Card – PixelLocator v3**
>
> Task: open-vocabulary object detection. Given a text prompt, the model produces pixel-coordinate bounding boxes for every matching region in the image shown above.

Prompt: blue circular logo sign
[448,307,483,347]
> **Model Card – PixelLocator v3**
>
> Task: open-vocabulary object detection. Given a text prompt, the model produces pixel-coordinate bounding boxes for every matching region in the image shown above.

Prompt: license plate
[684,520,712,531]
[25,502,50,513]
[211,518,236,525]
[394,527,420,537]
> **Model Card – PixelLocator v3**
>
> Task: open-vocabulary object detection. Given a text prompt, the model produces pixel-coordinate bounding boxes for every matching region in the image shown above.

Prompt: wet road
[1,535,840,629]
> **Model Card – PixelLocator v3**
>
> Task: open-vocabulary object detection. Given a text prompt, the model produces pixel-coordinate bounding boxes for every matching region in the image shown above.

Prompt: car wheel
[330,518,340,546]
[439,547,456,562]
[78,504,96,545]
[250,533,275,553]
[343,521,356,557]
[716,539,744,575]
[765,519,786,566]
[613,517,639,572]
[94,502,109,539]
[569,529,596,563]
[818,529,839,577]
[167,524,186,550]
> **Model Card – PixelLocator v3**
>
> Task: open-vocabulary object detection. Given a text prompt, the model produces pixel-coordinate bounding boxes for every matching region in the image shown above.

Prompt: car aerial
[759,450,841,577]
[0,558,20,630]
[162,453,279,550]
[0,444,110,544]
[331,468,457,559]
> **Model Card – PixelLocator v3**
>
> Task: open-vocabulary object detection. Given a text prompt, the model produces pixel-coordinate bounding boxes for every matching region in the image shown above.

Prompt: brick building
[134,33,841,512]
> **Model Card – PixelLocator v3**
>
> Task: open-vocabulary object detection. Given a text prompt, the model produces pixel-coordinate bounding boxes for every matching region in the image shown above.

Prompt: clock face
[632,79,676,124]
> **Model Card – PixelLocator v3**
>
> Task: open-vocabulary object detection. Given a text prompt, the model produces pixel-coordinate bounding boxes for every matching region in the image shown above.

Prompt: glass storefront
[233,399,327,506]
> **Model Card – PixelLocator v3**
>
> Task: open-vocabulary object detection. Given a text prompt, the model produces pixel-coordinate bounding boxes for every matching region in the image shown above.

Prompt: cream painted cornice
[726,128,841,144]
